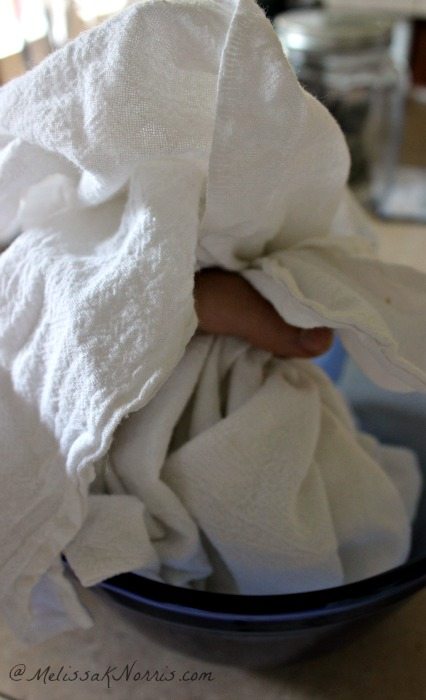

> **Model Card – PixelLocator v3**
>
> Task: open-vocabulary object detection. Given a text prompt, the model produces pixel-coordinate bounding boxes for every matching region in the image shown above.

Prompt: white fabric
[0,0,425,642]
[75,334,420,596]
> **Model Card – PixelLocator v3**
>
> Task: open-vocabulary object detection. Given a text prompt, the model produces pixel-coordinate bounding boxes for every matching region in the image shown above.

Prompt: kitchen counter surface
[376,220,426,273]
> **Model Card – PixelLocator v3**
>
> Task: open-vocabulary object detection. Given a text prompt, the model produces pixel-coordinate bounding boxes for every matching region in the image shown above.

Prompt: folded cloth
[0,0,425,641]
[67,334,421,596]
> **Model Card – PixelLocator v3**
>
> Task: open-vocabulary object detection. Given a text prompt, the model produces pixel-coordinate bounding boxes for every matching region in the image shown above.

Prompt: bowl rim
[97,555,426,627]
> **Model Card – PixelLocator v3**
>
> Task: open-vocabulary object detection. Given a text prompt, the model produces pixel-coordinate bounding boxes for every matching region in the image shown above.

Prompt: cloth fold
[0,0,425,641]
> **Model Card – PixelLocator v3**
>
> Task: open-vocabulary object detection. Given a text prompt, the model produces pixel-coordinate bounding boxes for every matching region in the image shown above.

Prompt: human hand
[194,268,333,358]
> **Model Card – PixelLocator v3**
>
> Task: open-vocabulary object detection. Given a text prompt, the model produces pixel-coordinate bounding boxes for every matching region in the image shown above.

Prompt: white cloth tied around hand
[0,0,425,642]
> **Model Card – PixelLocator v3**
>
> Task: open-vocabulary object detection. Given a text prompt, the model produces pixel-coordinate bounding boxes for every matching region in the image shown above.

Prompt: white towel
[0,0,425,642]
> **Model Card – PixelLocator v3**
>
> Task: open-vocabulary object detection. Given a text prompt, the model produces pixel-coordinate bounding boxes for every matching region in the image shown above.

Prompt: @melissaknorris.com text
[9,662,215,688]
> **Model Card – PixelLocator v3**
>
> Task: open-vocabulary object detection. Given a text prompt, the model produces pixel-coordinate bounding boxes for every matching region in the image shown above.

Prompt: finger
[194,269,333,358]
[223,277,333,357]
[241,306,334,358]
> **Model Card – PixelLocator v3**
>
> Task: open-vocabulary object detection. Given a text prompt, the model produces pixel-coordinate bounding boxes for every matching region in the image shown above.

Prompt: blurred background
[0,0,424,221]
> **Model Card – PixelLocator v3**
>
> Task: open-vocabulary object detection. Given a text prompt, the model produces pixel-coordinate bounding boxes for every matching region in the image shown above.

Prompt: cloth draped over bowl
[0,0,425,642]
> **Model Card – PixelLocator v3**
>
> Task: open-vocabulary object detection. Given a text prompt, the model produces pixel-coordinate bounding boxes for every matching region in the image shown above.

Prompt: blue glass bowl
[98,457,426,667]
[313,335,347,381]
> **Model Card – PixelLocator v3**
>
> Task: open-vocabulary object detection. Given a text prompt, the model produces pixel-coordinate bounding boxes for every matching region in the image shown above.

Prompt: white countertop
[376,220,426,273]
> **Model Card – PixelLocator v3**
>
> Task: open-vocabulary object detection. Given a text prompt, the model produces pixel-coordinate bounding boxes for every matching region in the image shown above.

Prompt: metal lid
[274,10,394,53]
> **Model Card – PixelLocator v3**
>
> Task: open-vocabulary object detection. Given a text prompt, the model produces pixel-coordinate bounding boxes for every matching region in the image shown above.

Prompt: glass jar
[274,10,408,211]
